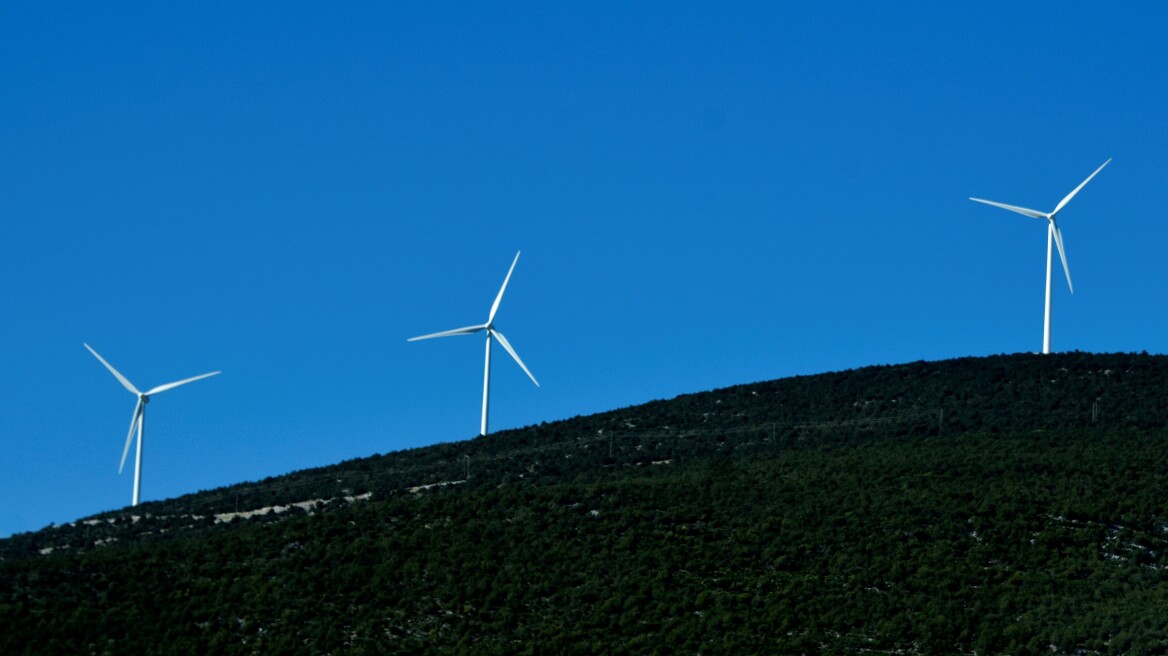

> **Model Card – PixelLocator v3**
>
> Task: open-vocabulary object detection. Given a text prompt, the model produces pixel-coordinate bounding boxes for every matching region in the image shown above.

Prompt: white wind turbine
[970,158,1111,354]
[409,251,539,436]
[84,343,220,506]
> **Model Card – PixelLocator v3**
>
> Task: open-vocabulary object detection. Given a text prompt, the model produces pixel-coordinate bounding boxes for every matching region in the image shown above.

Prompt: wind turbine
[84,343,220,506]
[970,158,1110,354]
[409,251,539,436]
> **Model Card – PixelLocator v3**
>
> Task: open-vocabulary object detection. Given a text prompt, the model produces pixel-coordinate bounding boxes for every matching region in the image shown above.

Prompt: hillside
[3,352,1168,654]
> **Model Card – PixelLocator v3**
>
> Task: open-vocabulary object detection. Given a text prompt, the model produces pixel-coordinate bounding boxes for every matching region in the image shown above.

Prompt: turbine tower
[970,158,1110,354]
[409,251,539,436]
[84,343,220,506]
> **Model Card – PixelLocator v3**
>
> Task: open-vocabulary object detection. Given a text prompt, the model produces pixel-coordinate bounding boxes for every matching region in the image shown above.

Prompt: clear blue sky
[3,3,1166,537]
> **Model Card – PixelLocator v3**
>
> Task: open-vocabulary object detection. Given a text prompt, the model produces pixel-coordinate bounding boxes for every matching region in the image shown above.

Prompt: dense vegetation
[3,352,1168,654]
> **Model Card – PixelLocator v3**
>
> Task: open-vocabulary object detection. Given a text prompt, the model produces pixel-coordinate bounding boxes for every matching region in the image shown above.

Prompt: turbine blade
[120,399,143,474]
[84,344,140,395]
[145,371,221,396]
[1052,158,1111,217]
[969,198,1048,220]
[488,251,521,325]
[490,328,539,387]
[408,324,486,341]
[1052,223,1073,294]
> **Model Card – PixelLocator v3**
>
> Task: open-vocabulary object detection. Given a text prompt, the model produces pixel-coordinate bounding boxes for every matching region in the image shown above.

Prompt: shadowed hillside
[3,352,1168,654]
